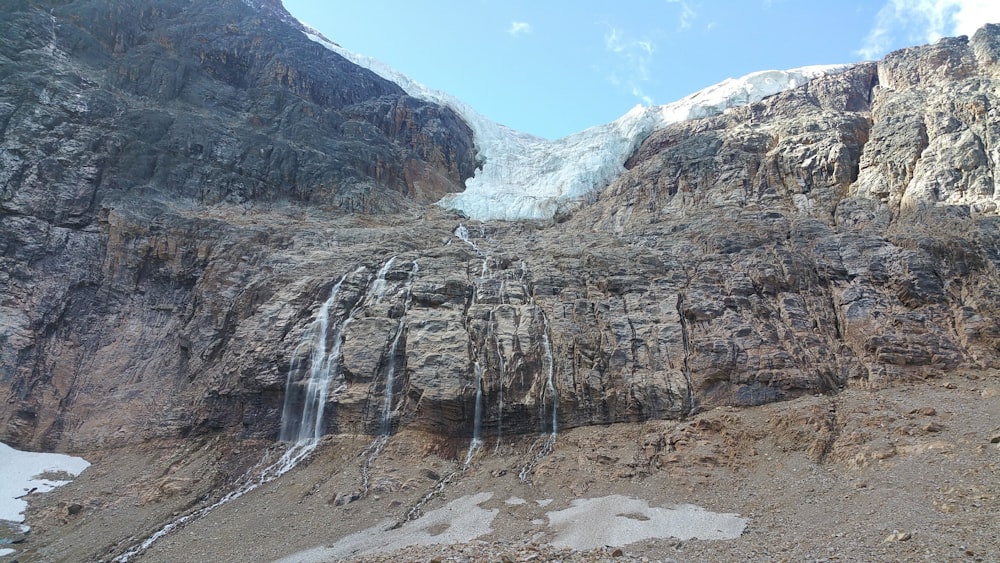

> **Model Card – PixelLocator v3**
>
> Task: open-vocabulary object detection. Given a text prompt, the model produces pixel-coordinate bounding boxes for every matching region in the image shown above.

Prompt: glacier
[302,29,850,221]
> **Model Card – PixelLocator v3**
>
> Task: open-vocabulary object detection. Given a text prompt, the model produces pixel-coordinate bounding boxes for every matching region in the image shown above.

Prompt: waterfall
[492,311,505,453]
[367,256,396,305]
[463,362,484,466]
[540,308,558,437]
[460,229,491,464]
[116,271,359,562]
[279,276,349,444]
[359,260,419,494]
[454,223,481,254]
[379,261,418,435]
[518,301,558,483]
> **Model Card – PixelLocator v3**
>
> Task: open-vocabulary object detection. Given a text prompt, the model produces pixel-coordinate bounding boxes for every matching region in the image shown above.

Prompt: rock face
[0,0,478,448]
[577,28,1000,407]
[2,1,1000,455]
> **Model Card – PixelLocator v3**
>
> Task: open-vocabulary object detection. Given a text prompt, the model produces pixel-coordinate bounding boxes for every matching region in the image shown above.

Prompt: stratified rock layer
[0,0,478,448]
[2,2,1000,453]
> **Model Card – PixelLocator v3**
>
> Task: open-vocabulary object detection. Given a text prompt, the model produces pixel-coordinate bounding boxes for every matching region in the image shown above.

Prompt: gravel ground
[13,369,1000,562]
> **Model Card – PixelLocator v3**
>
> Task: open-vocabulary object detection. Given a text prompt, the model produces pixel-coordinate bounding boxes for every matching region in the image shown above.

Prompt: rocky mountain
[2,0,999,451]
[2,2,1000,559]
[0,0,479,449]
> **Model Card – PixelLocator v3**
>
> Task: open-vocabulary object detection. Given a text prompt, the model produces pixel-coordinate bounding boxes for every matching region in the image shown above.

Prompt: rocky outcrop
[2,3,1000,455]
[576,24,1000,406]
[0,0,478,448]
[0,0,478,223]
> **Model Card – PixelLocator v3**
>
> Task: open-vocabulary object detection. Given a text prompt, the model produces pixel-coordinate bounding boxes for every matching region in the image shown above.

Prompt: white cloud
[666,0,697,30]
[951,0,1000,36]
[604,26,626,52]
[632,86,654,106]
[601,24,657,105]
[507,21,532,37]
[858,0,1000,60]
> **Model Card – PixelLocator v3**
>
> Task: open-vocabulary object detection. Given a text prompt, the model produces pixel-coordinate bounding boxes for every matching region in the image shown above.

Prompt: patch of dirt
[12,370,1000,562]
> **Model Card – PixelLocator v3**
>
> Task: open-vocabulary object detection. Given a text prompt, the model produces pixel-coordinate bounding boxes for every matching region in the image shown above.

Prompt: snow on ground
[275,492,498,562]
[302,28,850,221]
[0,441,90,524]
[276,493,747,561]
[546,495,747,550]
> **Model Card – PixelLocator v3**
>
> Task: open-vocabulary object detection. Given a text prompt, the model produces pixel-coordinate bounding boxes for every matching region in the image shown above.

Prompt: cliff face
[2,1,999,454]
[578,29,1000,406]
[0,0,478,449]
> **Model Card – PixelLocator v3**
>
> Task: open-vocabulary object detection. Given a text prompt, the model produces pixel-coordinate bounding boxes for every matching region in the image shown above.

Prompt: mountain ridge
[308,24,853,221]
[1,3,999,560]
[1,0,998,452]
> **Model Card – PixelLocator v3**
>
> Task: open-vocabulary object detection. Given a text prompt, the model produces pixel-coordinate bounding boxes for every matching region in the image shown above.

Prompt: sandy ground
[9,368,1000,562]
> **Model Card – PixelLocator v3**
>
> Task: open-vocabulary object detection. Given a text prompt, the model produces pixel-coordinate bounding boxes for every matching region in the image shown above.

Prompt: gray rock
[2,1,1000,457]
[333,491,361,506]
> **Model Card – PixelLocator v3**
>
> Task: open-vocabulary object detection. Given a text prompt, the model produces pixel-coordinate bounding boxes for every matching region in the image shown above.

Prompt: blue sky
[283,1,1000,140]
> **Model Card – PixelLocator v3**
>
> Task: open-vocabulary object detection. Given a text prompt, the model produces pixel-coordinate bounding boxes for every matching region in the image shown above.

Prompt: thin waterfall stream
[493,312,506,453]
[457,224,496,464]
[362,259,418,492]
[541,307,558,439]
[463,361,484,466]
[280,276,350,443]
[380,260,418,433]
[116,270,363,561]
[518,301,559,483]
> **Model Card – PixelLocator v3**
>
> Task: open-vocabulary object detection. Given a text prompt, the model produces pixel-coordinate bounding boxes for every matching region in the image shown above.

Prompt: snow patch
[0,442,89,525]
[276,492,746,560]
[546,495,747,550]
[302,28,850,221]
[275,492,497,562]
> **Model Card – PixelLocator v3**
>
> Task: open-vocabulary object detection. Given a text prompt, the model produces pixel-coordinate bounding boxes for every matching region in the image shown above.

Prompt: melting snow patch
[0,442,90,525]
[0,441,89,559]
[546,494,747,550]
[274,491,746,560]
[275,492,497,562]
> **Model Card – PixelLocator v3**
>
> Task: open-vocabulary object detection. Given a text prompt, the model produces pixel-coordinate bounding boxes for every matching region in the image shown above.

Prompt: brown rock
[922,422,944,433]
[3,0,1000,483]
[333,492,361,506]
